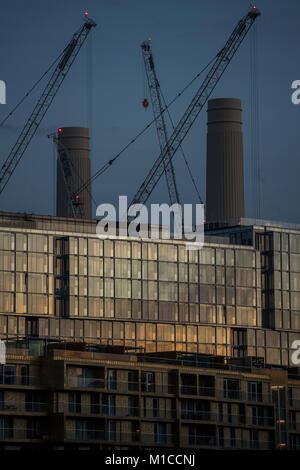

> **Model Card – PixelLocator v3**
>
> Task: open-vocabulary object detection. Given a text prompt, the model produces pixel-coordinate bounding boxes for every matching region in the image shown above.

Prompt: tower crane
[130,6,261,207]
[0,17,96,195]
[141,40,180,206]
[68,7,260,218]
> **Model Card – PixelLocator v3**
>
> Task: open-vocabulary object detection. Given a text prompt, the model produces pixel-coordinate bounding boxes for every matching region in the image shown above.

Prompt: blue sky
[0,0,299,224]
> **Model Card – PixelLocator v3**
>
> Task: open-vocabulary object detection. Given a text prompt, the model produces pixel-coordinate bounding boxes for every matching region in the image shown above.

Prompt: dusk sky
[0,0,299,224]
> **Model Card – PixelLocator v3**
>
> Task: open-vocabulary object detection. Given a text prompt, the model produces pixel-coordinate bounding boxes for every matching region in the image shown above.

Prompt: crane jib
[130,7,261,207]
[0,18,96,196]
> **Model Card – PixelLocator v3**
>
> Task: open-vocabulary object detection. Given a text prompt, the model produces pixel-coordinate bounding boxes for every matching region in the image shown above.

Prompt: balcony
[0,401,48,413]
[0,427,46,440]
[66,377,105,389]
[182,434,216,447]
[218,438,275,450]
[0,376,40,387]
[143,409,176,420]
[54,402,140,417]
[64,428,176,445]
[181,410,214,422]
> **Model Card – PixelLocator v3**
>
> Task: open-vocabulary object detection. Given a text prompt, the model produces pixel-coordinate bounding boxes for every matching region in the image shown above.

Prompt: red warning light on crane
[142,98,149,109]
[58,128,62,133]
[84,11,89,16]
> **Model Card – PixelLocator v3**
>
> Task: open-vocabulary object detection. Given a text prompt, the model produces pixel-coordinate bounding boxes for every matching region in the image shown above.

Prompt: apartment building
[1,212,300,368]
[0,341,299,450]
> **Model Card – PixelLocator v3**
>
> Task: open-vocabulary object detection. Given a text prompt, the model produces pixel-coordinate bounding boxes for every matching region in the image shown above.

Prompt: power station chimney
[56,127,92,219]
[206,98,245,225]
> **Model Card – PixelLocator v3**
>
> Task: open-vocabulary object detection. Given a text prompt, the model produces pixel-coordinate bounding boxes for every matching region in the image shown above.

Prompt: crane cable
[0,50,65,129]
[76,54,217,197]
[250,21,261,219]
[159,86,204,204]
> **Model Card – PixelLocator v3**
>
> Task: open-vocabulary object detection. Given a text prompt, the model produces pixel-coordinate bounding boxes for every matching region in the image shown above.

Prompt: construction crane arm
[141,40,180,206]
[130,7,261,207]
[0,17,96,195]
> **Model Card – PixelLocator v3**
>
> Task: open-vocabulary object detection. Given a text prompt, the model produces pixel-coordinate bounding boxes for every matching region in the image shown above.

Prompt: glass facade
[0,216,300,366]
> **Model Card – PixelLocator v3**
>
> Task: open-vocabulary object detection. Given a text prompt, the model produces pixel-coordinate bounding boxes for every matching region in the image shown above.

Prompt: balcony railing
[180,384,272,402]
[65,429,175,445]
[54,401,177,419]
[66,377,105,389]
[0,401,48,413]
[0,428,46,440]
[66,377,175,394]
[181,435,275,450]
[0,376,40,387]
[55,403,139,417]
[181,410,214,422]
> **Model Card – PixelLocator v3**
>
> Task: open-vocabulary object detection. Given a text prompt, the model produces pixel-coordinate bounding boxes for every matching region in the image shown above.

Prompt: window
[181,374,197,395]
[231,328,247,358]
[288,387,293,406]
[69,392,81,413]
[250,429,259,449]
[223,379,239,399]
[107,369,117,390]
[141,371,155,392]
[27,418,41,439]
[230,427,236,448]
[248,382,263,402]
[128,371,138,391]
[0,364,16,385]
[188,424,215,446]
[153,399,159,418]
[218,427,224,447]
[76,366,104,388]
[102,394,115,416]
[252,406,269,426]
[21,365,29,386]
[128,396,138,417]
[290,434,300,450]
[199,375,215,397]
[25,391,42,412]
[91,393,100,414]
[228,403,232,423]
[0,417,13,438]
[154,422,167,443]
[181,399,210,421]
[25,318,39,337]
[218,403,223,423]
[0,391,3,411]
[75,419,88,440]
[107,420,116,441]
[289,411,296,431]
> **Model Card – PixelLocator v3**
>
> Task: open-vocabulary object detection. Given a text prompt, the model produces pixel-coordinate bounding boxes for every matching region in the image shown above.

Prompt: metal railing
[66,377,105,389]
[181,384,272,402]
[66,377,175,394]
[65,429,175,444]
[181,435,275,450]
[0,401,48,413]
[66,377,274,404]
[0,428,46,440]
[54,402,176,419]
[0,376,40,387]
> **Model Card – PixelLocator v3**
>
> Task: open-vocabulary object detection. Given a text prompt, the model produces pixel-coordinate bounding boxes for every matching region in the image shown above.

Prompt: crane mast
[0,17,96,195]
[141,40,180,205]
[131,7,261,207]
